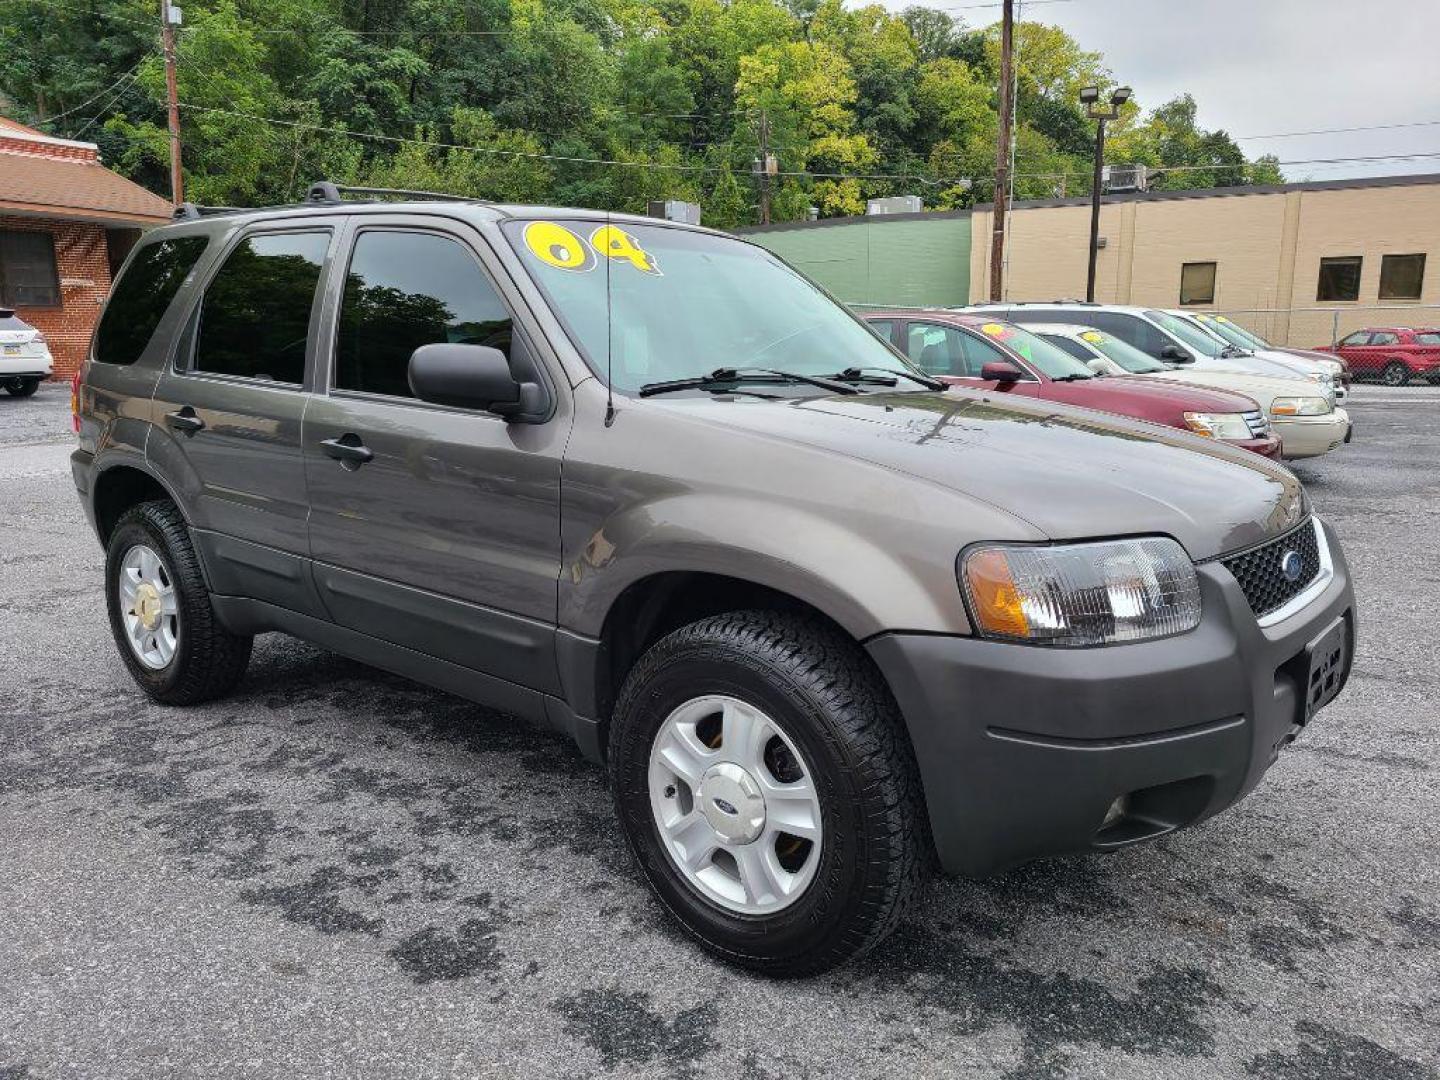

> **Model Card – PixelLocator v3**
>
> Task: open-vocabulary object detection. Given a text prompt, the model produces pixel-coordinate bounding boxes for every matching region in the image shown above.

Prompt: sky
[877,0,1440,182]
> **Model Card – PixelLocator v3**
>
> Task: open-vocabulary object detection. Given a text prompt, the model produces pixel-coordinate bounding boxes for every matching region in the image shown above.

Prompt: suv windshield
[503,219,919,393]
[1076,329,1166,373]
[975,320,1097,379]
[1145,310,1227,358]
[1195,314,1270,351]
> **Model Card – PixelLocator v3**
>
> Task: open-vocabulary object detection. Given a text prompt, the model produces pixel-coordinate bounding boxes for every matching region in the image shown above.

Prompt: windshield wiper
[822,366,947,391]
[1050,373,1094,382]
[638,367,860,398]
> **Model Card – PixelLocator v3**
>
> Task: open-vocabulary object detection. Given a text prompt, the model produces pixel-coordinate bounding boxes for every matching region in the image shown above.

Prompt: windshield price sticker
[1081,330,1105,343]
[522,220,662,275]
[980,322,1009,338]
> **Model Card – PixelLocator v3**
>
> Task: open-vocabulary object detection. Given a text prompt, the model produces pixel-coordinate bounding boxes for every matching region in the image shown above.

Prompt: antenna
[603,211,616,427]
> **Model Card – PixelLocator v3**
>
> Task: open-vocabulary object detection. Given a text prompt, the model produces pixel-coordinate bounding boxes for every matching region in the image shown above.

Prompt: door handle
[320,434,374,468]
[165,407,205,435]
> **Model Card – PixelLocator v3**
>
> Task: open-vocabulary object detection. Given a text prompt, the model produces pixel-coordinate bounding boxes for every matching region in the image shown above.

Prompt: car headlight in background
[1182,412,1254,439]
[959,537,1202,646]
[1271,396,1332,417]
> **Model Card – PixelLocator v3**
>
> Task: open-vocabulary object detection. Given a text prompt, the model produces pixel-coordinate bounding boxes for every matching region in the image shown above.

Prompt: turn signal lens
[959,537,1202,646]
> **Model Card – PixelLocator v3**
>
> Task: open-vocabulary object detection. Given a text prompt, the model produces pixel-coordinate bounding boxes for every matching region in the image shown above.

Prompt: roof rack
[172,201,245,220]
[304,181,493,206]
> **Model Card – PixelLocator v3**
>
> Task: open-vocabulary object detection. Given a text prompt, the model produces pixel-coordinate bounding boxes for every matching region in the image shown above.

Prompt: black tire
[609,610,925,975]
[105,500,253,704]
[4,378,39,397]
[1381,361,1410,387]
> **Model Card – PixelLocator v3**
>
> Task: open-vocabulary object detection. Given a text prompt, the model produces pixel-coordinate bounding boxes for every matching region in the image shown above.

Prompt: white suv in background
[1026,322,1351,460]
[964,302,1343,405]
[1163,309,1346,404]
[0,308,53,397]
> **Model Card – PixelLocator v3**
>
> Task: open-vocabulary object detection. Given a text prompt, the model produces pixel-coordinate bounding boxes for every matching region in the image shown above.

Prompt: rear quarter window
[94,235,209,366]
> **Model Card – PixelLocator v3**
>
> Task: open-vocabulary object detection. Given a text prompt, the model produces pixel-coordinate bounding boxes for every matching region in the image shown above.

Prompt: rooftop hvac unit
[648,200,701,225]
[1101,165,1147,194]
[866,195,923,215]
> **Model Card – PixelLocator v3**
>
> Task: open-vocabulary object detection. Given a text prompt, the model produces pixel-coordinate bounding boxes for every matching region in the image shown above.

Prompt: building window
[1378,253,1425,300]
[0,229,61,307]
[1179,262,1216,305]
[1317,256,1362,301]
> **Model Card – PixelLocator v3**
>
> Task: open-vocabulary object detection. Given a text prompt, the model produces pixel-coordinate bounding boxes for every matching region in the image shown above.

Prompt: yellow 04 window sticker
[1080,330,1105,343]
[520,220,663,276]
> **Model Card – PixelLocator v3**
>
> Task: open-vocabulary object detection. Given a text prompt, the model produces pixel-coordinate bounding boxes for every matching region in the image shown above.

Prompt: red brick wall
[2,215,112,380]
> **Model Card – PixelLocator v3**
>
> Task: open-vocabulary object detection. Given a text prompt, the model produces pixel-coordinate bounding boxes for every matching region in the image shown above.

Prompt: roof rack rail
[172,201,246,220]
[305,181,491,206]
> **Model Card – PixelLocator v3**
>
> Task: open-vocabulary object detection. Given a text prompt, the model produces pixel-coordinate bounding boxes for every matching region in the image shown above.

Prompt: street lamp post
[1080,85,1132,302]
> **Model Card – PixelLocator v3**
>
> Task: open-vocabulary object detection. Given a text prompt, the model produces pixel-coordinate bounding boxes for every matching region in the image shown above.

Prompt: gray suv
[73,184,1356,975]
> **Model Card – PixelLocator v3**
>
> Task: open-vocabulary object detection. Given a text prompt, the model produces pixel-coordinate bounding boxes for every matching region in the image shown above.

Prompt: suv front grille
[1221,519,1321,619]
[1241,410,1269,438]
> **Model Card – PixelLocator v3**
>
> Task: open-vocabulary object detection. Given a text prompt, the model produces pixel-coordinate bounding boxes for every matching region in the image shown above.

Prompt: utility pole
[987,0,1014,301]
[754,110,775,226]
[160,0,183,206]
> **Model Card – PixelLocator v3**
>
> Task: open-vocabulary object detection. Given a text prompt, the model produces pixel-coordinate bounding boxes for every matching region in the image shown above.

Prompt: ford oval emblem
[1280,550,1304,583]
[712,797,739,816]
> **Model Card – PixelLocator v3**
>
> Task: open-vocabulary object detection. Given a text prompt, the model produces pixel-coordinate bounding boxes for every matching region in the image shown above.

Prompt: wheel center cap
[698,762,766,844]
[134,583,162,631]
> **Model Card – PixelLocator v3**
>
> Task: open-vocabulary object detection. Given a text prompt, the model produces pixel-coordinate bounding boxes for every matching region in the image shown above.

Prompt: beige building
[969,173,1440,347]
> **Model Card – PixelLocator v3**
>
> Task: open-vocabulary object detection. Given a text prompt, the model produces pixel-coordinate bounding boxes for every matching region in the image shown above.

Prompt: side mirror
[408,343,544,419]
[980,361,1023,383]
[1159,344,1193,364]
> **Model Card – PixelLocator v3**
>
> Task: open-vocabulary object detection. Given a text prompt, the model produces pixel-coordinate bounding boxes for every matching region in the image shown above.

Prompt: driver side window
[1339,331,1372,347]
[906,322,969,376]
[192,230,330,384]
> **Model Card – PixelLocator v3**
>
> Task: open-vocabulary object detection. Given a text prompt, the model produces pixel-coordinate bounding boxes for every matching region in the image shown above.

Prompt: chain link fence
[1149,305,1440,350]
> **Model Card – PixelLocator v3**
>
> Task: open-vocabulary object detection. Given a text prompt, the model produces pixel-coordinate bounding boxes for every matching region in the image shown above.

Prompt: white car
[1164,309,1347,404]
[965,302,1344,406]
[0,308,53,397]
[1027,322,1351,460]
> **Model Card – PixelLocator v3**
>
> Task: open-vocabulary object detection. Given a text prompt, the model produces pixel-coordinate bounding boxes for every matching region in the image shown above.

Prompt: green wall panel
[740,215,971,307]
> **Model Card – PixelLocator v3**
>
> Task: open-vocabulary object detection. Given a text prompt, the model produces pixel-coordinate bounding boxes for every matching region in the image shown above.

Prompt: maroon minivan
[865,310,1281,457]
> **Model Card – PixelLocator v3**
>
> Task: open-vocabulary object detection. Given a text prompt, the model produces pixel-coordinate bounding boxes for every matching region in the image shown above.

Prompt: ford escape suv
[73,184,1356,976]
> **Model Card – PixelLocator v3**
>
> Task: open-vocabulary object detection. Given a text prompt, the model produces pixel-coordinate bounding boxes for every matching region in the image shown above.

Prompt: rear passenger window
[95,235,208,366]
[335,231,513,400]
[193,231,329,384]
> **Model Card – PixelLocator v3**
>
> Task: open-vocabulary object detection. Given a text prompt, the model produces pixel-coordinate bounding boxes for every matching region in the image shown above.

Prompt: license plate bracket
[1302,616,1348,720]
[2,345,20,356]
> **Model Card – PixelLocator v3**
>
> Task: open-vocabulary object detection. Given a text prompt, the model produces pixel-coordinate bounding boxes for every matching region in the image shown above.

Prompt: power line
[1236,118,1440,141]
[29,55,151,129]
[0,0,160,32]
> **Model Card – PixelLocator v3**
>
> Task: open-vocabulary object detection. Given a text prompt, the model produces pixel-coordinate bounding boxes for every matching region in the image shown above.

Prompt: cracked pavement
[1,383,1437,1079]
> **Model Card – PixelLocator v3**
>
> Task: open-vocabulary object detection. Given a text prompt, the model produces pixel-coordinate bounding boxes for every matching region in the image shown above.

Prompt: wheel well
[93,466,173,545]
[596,572,855,729]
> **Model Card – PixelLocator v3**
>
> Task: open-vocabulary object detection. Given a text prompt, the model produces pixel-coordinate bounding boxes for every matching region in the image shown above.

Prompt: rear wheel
[4,377,39,397]
[106,500,252,704]
[609,610,925,975]
[1381,361,1411,386]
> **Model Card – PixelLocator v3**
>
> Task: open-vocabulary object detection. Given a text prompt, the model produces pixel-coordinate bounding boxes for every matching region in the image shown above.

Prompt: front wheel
[106,500,253,704]
[4,377,39,397]
[1381,361,1411,386]
[609,610,925,975]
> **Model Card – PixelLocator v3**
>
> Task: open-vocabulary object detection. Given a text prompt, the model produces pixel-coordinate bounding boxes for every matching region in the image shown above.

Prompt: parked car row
[862,303,1351,461]
[73,190,1356,976]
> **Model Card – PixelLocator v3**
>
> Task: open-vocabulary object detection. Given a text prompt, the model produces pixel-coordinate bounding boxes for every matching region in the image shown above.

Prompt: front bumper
[1275,409,1349,459]
[866,518,1355,878]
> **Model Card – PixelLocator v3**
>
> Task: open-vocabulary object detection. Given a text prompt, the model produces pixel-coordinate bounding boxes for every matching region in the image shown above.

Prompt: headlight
[959,537,1202,646]
[1271,396,1332,417]
[1183,411,1254,440]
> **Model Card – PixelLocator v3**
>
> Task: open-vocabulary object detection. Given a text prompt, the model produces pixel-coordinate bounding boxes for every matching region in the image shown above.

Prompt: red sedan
[864,310,1281,457]
[1318,327,1440,386]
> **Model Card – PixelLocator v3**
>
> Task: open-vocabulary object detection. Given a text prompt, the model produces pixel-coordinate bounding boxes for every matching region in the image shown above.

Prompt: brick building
[0,115,171,379]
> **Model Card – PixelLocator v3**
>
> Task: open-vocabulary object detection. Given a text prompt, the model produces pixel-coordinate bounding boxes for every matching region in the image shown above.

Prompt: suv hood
[657,389,1305,560]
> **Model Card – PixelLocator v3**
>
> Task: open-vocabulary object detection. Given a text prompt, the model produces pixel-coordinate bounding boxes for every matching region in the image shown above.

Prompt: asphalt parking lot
[1,383,1437,1079]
